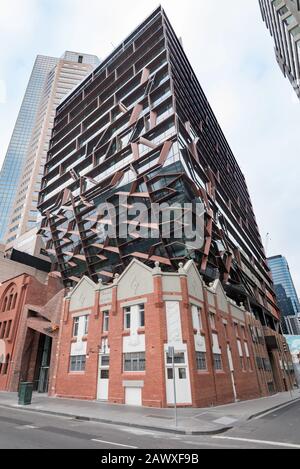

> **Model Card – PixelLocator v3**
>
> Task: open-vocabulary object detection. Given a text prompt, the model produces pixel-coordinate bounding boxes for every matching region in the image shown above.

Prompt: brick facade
[51,259,294,408]
[0,273,64,392]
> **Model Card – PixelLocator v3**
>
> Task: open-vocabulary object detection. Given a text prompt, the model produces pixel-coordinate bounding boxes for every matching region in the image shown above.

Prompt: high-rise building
[39,6,280,331]
[259,0,300,99]
[5,52,100,250]
[0,6,293,408]
[0,55,59,243]
[268,254,300,330]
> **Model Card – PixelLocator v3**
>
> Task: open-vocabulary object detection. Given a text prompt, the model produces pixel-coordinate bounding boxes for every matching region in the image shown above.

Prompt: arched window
[1,284,17,312]
[7,294,13,311]
[2,297,7,312]
[11,294,18,310]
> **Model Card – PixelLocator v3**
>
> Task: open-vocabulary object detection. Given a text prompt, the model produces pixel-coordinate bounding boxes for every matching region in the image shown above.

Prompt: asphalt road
[0,399,300,450]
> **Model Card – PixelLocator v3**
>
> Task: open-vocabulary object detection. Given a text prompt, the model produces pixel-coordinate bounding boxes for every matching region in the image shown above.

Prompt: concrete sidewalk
[0,390,299,435]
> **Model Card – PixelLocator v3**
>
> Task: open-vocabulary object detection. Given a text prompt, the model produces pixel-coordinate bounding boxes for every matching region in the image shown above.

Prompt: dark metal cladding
[38,7,280,330]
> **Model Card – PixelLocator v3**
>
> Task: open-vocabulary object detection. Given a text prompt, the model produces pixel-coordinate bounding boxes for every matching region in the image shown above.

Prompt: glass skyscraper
[0,55,59,243]
[4,51,99,249]
[268,255,300,316]
[259,0,300,99]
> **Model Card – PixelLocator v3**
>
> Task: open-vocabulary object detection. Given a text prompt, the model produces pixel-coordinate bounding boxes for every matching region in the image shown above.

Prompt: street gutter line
[91,439,138,449]
[213,436,300,449]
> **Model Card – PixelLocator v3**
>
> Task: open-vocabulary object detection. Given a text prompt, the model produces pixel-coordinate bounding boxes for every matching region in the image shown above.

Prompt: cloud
[0,0,299,294]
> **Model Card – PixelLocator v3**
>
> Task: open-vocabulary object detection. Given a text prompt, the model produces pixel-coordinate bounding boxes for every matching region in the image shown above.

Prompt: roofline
[57,5,164,113]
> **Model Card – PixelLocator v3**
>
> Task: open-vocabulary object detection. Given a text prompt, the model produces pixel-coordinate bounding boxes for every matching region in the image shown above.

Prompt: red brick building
[51,259,293,408]
[0,273,64,393]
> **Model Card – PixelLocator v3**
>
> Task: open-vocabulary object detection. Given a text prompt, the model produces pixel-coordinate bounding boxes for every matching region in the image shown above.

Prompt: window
[73,317,79,337]
[124,307,131,329]
[192,305,202,331]
[139,304,145,327]
[167,368,173,379]
[196,351,207,370]
[234,323,239,337]
[213,354,223,371]
[209,312,216,329]
[78,55,83,64]
[2,355,9,375]
[84,315,89,335]
[101,355,110,367]
[166,352,185,364]
[247,357,252,371]
[178,368,186,379]
[69,355,86,372]
[103,311,109,332]
[123,352,146,372]
[240,357,245,371]
[100,369,109,379]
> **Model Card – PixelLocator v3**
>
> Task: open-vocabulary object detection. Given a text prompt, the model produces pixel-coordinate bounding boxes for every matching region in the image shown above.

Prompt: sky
[0,0,299,293]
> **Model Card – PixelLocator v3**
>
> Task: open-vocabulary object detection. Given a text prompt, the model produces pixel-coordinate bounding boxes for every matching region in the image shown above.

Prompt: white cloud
[0,0,299,293]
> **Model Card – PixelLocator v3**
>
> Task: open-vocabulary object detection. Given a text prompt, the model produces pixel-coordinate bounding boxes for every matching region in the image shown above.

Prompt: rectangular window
[139,304,145,327]
[196,351,207,370]
[240,356,245,371]
[124,307,131,330]
[84,315,89,335]
[209,312,216,329]
[247,357,252,371]
[213,354,223,371]
[192,305,202,331]
[101,355,110,367]
[69,355,86,372]
[73,317,80,337]
[166,352,185,364]
[100,369,109,379]
[123,352,146,372]
[103,311,109,332]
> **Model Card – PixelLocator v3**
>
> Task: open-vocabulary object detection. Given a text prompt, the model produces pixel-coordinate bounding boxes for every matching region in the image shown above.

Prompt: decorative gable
[117,259,154,300]
[69,276,96,311]
[184,261,204,301]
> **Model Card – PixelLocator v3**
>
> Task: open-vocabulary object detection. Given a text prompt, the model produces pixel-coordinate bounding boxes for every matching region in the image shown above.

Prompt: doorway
[165,350,192,405]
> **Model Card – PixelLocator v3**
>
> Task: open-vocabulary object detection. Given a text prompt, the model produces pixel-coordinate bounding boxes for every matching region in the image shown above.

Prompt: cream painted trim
[120,298,148,308]
[100,305,112,312]
[71,310,92,318]
[163,295,182,302]
[122,381,144,388]
[189,299,203,308]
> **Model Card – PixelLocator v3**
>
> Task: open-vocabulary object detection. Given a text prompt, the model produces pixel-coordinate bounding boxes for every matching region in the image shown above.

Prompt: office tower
[259,0,300,99]
[268,255,300,315]
[285,315,300,334]
[39,6,280,332]
[5,52,100,250]
[0,55,59,243]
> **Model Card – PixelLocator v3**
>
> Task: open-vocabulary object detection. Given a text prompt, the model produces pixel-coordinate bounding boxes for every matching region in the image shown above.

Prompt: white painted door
[166,351,192,405]
[125,387,142,406]
[227,345,237,401]
[97,354,109,400]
